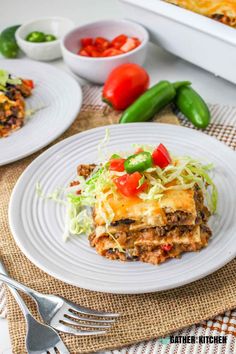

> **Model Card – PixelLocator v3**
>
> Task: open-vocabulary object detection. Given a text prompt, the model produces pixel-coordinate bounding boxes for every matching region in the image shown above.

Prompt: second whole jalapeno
[119,80,191,124]
[175,86,211,129]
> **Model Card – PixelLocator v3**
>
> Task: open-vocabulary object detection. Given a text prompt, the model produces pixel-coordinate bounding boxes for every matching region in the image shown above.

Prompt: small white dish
[61,19,149,84]
[16,17,74,61]
[9,124,236,294]
[0,59,82,165]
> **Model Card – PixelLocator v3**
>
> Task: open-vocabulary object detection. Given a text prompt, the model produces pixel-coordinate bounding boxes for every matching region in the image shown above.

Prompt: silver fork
[0,261,69,354]
[0,267,119,336]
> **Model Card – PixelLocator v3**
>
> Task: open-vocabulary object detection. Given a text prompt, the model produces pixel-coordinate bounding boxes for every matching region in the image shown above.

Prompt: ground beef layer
[89,224,211,265]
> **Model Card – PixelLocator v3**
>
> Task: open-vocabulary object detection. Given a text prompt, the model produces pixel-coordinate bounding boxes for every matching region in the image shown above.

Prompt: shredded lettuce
[0,69,21,90]
[63,204,93,241]
[140,156,217,213]
[25,105,49,119]
[63,162,120,242]
[132,143,154,153]
[36,182,66,205]
[138,175,145,188]
[97,128,110,163]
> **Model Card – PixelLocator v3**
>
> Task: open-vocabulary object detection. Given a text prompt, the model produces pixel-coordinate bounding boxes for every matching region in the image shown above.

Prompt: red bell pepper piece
[161,244,173,252]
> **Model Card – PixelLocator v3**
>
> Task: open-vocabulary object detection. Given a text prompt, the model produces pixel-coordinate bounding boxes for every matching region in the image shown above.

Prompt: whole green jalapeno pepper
[0,25,21,58]
[119,80,191,124]
[175,86,211,129]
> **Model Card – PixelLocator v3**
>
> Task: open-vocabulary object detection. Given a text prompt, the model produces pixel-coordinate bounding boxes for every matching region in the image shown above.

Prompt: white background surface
[1,0,236,353]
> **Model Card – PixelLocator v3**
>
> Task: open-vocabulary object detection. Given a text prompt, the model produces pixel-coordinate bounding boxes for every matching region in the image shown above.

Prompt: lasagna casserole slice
[64,141,217,266]
[76,160,213,265]
[0,70,33,138]
[0,92,25,138]
[165,0,236,28]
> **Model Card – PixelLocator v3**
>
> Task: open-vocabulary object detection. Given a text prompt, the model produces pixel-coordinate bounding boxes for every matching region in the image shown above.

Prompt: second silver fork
[0,261,70,354]
[0,271,119,336]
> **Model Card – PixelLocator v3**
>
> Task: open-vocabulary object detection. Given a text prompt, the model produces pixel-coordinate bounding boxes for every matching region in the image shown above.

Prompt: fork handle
[0,262,31,317]
[0,272,36,298]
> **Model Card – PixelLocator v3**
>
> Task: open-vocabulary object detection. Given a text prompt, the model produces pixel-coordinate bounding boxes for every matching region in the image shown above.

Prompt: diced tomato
[103,48,124,57]
[94,37,110,50]
[115,172,147,197]
[109,158,125,172]
[80,37,93,47]
[90,50,102,57]
[111,34,128,49]
[134,147,144,154]
[78,48,89,56]
[83,45,101,57]
[22,79,34,89]
[120,38,137,52]
[161,244,173,252]
[132,37,141,47]
[152,144,171,169]
[78,34,141,58]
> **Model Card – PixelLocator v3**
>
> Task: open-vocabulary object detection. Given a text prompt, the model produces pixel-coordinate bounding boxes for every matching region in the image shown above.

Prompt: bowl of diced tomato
[61,19,149,83]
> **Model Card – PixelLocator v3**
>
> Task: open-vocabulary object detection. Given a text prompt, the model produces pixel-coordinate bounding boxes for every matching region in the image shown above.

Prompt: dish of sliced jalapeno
[26,31,57,43]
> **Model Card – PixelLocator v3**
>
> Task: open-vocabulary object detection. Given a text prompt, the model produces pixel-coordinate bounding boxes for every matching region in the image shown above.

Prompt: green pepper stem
[173,81,191,90]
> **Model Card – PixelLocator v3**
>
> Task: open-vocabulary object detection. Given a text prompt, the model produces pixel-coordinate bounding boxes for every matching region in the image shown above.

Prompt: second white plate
[0,59,82,165]
[9,124,236,294]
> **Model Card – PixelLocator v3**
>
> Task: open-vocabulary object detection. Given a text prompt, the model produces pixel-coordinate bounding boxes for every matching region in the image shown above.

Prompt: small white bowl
[16,17,74,61]
[61,20,149,84]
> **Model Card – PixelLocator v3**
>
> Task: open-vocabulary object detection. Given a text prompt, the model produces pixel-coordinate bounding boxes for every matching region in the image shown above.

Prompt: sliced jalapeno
[45,34,57,42]
[26,31,46,43]
[124,152,152,173]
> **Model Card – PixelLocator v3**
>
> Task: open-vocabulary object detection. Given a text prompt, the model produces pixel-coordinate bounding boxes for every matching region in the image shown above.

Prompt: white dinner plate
[9,124,236,294]
[0,59,82,165]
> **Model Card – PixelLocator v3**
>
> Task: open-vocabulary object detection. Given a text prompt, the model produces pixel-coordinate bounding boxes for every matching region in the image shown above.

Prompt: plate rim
[8,123,236,294]
[0,59,82,166]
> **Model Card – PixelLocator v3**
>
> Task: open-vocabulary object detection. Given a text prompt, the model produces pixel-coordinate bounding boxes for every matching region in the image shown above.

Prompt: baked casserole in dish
[121,0,236,84]
[165,0,236,28]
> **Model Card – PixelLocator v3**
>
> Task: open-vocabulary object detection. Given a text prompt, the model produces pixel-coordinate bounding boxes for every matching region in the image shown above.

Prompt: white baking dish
[121,0,236,84]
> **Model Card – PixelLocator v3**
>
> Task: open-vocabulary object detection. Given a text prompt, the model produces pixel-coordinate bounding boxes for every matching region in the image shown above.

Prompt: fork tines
[53,299,119,336]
